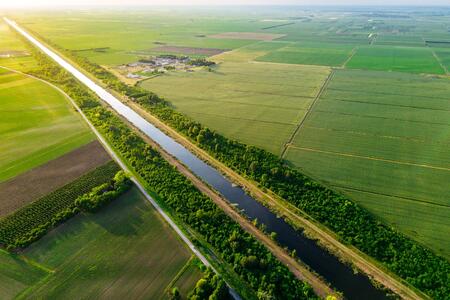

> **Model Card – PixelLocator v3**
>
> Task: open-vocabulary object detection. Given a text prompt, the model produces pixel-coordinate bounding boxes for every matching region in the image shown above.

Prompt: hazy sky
[1,0,449,7]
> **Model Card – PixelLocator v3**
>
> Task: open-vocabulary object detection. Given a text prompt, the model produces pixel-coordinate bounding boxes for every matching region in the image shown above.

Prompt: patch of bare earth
[0,141,111,217]
[208,32,286,41]
[151,46,229,56]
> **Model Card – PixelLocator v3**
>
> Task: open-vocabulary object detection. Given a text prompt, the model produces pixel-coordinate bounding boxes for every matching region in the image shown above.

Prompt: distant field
[433,48,450,73]
[257,42,355,67]
[150,45,229,56]
[286,69,450,258]
[0,22,37,72]
[208,32,285,41]
[347,45,445,74]
[0,187,196,299]
[141,61,330,154]
[18,12,264,65]
[0,70,93,182]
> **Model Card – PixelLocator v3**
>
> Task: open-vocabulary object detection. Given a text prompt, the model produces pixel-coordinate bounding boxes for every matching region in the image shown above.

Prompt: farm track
[280,69,335,158]
[423,36,449,75]
[11,21,429,299]
[341,46,358,68]
[287,145,450,172]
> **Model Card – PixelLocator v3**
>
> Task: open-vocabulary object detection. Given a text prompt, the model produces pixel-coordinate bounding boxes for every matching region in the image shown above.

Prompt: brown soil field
[150,46,229,56]
[208,32,286,41]
[0,140,111,217]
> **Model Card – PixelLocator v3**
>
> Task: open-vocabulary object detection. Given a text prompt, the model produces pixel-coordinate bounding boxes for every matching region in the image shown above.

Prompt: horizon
[1,0,450,9]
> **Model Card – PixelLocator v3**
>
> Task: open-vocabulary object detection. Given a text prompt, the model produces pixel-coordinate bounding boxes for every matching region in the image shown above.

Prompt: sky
[1,0,449,7]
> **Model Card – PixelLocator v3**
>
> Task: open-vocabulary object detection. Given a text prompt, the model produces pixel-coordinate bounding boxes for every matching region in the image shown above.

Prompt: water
[8,17,389,299]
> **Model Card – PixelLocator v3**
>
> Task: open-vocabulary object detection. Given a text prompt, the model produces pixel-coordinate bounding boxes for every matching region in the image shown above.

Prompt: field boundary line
[332,185,450,209]
[281,69,335,158]
[163,256,196,294]
[422,36,449,75]
[287,145,450,172]
[341,46,358,68]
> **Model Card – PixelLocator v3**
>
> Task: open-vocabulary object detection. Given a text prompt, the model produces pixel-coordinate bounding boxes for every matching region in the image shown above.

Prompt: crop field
[0,22,38,72]
[346,45,446,74]
[256,42,355,67]
[0,187,197,299]
[208,32,285,41]
[170,261,203,298]
[0,70,94,182]
[16,11,271,66]
[285,69,450,257]
[433,48,450,73]
[141,61,330,154]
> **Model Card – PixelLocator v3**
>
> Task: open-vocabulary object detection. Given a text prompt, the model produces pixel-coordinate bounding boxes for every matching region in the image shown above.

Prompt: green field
[0,187,198,299]
[346,45,445,74]
[15,11,271,66]
[285,69,450,257]
[141,61,329,155]
[0,70,94,182]
[433,48,450,73]
[0,23,38,72]
[257,42,355,67]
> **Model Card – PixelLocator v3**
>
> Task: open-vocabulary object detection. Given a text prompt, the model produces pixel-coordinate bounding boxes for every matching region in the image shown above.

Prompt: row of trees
[18,30,318,299]
[42,39,450,298]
